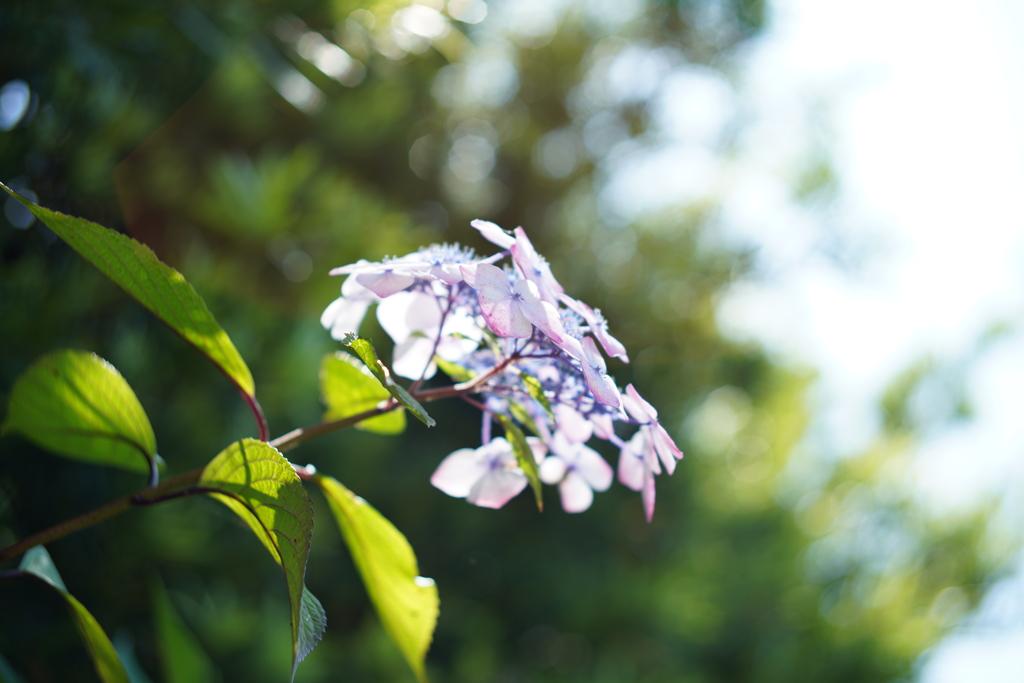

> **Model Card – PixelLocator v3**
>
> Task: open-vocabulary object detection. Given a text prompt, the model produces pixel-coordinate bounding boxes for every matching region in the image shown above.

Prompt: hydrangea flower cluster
[321,220,683,521]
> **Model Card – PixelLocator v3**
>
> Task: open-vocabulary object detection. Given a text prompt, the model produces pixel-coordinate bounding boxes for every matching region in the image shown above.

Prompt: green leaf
[0,182,255,399]
[2,350,155,475]
[314,475,438,683]
[320,352,406,434]
[151,576,217,683]
[434,358,475,383]
[341,335,436,427]
[19,547,130,683]
[496,415,543,511]
[520,373,555,423]
[199,439,324,680]
[508,402,542,439]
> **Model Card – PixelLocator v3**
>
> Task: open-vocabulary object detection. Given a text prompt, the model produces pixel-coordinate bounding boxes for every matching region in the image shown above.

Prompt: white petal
[341,273,380,299]
[321,297,372,340]
[471,219,516,249]
[356,270,416,298]
[511,227,563,301]
[618,433,646,491]
[460,262,508,292]
[594,325,629,363]
[431,449,488,498]
[554,404,593,443]
[582,336,607,374]
[377,291,441,344]
[526,436,548,464]
[575,445,614,492]
[435,335,479,362]
[590,412,616,440]
[539,455,567,484]
[467,470,528,508]
[392,337,437,380]
[558,471,594,513]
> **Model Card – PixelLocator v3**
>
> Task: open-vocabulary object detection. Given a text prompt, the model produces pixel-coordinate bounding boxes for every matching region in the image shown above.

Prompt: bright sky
[601,0,1024,679]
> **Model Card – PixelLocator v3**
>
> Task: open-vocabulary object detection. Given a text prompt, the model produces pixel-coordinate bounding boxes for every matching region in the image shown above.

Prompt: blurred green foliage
[0,0,1007,681]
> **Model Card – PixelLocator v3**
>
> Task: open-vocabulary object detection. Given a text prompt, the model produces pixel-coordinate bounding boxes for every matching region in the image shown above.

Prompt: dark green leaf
[0,182,255,399]
[520,372,555,423]
[2,350,155,474]
[342,335,436,427]
[314,475,438,683]
[320,352,406,434]
[19,547,130,683]
[496,415,543,511]
[434,357,475,383]
[151,576,217,683]
[199,439,324,680]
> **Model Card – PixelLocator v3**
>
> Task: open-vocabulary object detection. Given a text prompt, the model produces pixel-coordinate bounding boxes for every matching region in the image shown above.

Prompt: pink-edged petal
[582,336,607,373]
[356,270,416,298]
[558,471,594,513]
[650,423,683,471]
[526,436,548,464]
[510,227,564,302]
[467,470,528,509]
[539,455,568,484]
[618,431,647,491]
[392,337,437,380]
[471,219,516,249]
[431,448,490,498]
[321,297,373,340]
[341,273,380,299]
[553,404,593,443]
[641,469,656,522]
[625,384,658,421]
[594,325,629,363]
[479,289,533,338]
[575,445,613,492]
[514,280,567,345]
[377,290,441,344]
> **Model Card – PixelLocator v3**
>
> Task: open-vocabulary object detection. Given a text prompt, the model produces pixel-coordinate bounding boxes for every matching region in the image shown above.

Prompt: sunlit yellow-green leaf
[341,334,435,427]
[320,352,406,434]
[151,576,217,683]
[315,475,438,683]
[19,547,130,683]
[199,439,325,681]
[1,182,255,399]
[2,350,155,475]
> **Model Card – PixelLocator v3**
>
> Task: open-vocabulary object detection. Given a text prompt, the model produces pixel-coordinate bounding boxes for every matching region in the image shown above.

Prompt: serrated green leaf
[320,352,406,435]
[19,547,130,683]
[495,415,543,511]
[199,439,324,681]
[434,358,475,383]
[0,182,254,399]
[2,350,155,475]
[520,373,555,423]
[342,335,435,428]
[151,576,217,683]
[314,475,438,683]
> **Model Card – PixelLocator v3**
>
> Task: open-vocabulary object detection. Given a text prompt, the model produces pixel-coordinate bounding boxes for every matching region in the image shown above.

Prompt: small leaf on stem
[495,415,544,511]
[151,575,217,683]
[342,335,436,427]
[320,352,406,434]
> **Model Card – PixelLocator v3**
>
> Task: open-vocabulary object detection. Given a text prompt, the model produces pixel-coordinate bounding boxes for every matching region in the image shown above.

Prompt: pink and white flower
[460,263,569,344]
[430,437,529,509]
[618,429,659,522]
[560,294,629,363]
[320,274,381,340]
[376,290,482,380]
[329,256,429,298]
[539,406,614,513]
[510,227,564,306]
[578,337,621,408]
